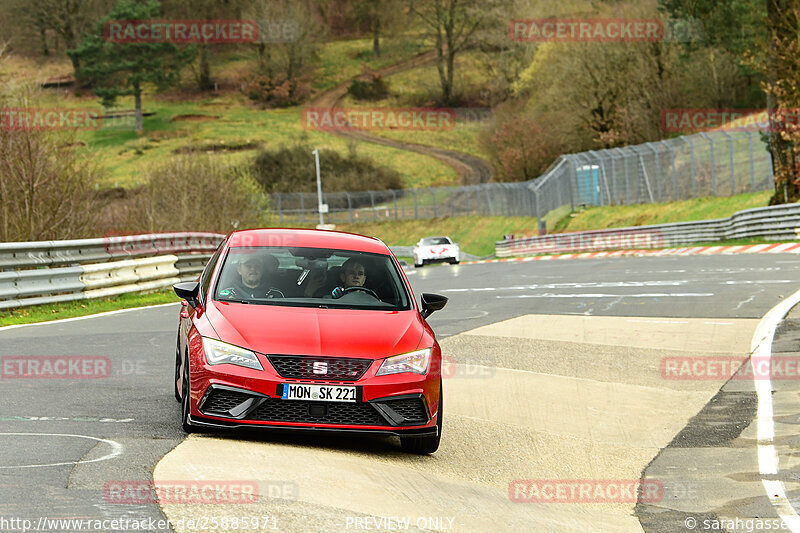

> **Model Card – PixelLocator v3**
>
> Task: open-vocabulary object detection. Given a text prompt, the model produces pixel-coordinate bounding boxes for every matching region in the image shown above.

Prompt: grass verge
[0,289,178,327]
[554,191,773,232]
[331,216,536,257]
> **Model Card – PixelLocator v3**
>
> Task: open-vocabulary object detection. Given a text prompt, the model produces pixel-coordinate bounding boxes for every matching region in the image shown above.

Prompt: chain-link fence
[272,183,537,224]
[270,130,774,224]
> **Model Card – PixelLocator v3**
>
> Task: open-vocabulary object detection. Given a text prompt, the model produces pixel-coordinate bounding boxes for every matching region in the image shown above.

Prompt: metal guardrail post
[369,191,376,221]
[431,188,437,217]
[346,192,354,222]
[390,190,397,220]
[413,189,418,219]
[276,193,282,222]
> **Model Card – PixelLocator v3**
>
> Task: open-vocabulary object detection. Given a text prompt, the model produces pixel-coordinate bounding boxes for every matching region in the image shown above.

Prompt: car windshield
[421,237,450,246]
[213,246,411,310]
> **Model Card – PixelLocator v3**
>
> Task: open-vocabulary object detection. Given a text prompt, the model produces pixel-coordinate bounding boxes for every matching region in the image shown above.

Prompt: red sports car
[173,228,448,453]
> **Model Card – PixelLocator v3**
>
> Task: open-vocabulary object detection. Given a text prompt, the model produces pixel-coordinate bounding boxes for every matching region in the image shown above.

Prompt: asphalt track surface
[1,254,800,531]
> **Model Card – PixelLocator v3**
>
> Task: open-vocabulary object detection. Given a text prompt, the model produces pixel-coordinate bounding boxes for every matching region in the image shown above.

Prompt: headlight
[376,348,431,376]
[202,337,263,371]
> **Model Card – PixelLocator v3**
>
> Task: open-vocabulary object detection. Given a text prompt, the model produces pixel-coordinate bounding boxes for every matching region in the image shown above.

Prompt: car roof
[226,228,392,255]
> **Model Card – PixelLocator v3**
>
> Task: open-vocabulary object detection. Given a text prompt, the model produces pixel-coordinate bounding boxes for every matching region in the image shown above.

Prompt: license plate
[281,384,357,402]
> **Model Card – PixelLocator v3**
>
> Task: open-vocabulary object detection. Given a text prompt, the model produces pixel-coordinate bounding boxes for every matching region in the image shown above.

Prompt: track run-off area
[3,253,800,532]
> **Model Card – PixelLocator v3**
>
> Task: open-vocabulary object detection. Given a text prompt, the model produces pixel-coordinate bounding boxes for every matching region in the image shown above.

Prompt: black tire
[448,259,459,265]
[174,336,182,402]
[180,356,194,433]
[400,381,442,454]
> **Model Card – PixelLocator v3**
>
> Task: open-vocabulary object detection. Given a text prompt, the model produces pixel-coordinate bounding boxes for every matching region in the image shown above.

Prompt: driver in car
[220,253,283,299]
[331,258,371,298]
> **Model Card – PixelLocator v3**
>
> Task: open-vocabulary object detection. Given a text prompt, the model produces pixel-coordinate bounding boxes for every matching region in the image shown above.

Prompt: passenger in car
[220,253,283,299]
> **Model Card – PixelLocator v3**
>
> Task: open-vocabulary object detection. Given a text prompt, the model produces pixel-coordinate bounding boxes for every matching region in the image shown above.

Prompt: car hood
[206,301,425,358]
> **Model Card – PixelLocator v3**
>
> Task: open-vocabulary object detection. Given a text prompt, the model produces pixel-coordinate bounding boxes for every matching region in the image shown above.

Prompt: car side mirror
[421,293,448,318]
[174,281,200,308]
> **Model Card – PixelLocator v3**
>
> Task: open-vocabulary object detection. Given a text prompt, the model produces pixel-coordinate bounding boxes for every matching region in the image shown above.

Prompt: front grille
[381,397,429,424]
[248,398,387,426]
[202,388,252,415]
[267,355,373,381]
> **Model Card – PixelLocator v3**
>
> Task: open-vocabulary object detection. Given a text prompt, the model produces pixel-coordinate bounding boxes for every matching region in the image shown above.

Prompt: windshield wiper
[219,298,250,304]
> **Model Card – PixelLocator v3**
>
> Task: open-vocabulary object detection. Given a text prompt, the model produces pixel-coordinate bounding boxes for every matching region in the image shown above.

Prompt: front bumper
[188,360,441,434]
[414,249,460,264]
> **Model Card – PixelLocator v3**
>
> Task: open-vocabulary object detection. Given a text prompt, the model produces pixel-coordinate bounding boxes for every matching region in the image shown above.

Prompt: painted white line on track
[0,302,180,332]
[0,433,123,469]
[750,287,800,532]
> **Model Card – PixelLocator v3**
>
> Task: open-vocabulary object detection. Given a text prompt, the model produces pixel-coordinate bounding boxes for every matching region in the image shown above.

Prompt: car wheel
[174,335,182,402]
[400,381,442,455]
[180,356,194,433]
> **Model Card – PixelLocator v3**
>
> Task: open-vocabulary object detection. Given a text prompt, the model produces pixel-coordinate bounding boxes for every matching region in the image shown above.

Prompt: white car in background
[413,236,460,268]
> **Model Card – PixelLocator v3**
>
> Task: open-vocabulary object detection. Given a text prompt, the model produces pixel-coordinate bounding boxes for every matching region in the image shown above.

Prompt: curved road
[1,254,800,531]
[310,53,494,185]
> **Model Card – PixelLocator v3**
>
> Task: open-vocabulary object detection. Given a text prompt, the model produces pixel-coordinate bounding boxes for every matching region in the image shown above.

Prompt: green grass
[552,191,773,233]
[330,216,537,258]
[9,39,457,190]
[44,92,458,189]
[314,38,427,92]
[338,50,493,160]
[0,289,179,327]
[295,191,776,258]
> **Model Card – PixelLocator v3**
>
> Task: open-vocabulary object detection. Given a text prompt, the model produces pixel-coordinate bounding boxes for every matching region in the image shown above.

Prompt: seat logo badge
[313,361,328,375]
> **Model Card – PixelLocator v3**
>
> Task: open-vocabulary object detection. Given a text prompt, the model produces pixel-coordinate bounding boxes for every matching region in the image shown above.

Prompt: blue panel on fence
[576,165,600,205]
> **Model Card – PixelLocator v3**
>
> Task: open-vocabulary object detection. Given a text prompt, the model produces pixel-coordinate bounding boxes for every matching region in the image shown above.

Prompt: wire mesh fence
[270,130,775,224]
[272,183,538,224]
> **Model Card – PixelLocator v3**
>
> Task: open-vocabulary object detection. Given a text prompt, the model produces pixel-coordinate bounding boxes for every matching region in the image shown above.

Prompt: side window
[200,245,224,303]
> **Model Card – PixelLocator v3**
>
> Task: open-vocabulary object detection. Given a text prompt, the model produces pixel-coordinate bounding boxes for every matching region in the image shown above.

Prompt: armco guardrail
[0,233,223,310]
[496,203,800,257]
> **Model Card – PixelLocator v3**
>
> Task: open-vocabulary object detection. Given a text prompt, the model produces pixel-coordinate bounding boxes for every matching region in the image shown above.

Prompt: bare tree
[353,0,405,56]
[412,0,493,104]
[21,0,113,72]
[0,84,103,241]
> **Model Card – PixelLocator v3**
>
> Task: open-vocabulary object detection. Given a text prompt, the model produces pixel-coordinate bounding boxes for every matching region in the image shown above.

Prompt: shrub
[251,144,403,194]
[245,76,311,108]
[116,155,271,234]
[0,85,103,241]
[347,74,390,101]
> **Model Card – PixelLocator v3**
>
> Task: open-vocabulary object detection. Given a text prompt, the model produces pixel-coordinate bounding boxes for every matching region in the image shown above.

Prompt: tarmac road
[1,254,799,532]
